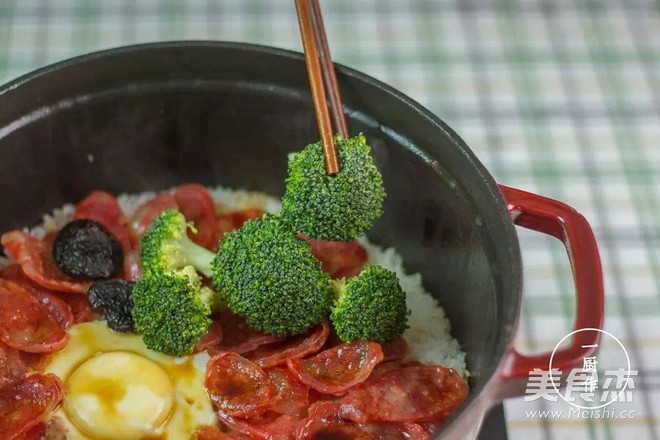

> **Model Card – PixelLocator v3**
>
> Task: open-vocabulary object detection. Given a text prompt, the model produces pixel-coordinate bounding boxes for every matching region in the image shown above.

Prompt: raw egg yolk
[63,351,174,439]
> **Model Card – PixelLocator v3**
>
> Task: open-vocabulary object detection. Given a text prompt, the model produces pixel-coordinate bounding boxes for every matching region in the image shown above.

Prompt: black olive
[88,279,135,333]
[53,219,123,280]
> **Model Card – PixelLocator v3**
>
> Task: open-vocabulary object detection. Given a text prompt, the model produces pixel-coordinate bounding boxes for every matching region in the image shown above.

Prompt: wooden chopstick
[295,0,340,175]
[310,0,349,139]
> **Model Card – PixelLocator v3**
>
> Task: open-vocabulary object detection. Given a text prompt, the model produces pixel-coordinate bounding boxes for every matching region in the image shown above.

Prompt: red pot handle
[497,185,604,385]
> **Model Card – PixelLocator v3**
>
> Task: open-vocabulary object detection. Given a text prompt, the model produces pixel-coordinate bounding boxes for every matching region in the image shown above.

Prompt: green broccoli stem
[179,235,215,278]
[329,278,347,301]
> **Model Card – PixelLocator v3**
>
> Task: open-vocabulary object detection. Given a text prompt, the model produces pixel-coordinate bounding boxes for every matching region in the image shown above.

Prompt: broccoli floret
[281,134,385,241]
[131,266,218,356]
[330,265,409,343]
[212,214,333,336]
[140,210,215,277]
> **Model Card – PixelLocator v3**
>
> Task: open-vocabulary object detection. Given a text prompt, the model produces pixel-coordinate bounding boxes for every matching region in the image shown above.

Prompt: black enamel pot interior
[0,42,562,438]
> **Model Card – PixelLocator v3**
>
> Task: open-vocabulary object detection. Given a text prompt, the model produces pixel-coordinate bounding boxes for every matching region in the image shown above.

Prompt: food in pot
[45,321,215,439]
[86,280,134,333]
[281,134,385,241]
[0,137,468,439]
[52,219,124,280]
[329,265,409,343]
[213,213,334,338]
[132,265,219,356]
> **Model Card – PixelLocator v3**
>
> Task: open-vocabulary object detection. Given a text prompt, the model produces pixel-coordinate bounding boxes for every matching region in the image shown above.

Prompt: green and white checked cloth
[0,1,658,439]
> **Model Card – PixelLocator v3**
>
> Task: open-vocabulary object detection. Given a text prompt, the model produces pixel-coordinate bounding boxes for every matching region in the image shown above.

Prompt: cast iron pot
[0,42,604,439]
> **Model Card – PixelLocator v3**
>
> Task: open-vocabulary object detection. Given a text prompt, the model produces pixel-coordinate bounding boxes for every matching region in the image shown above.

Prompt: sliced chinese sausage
[287,341,384,396]
[229,208,266,228]
[223,430,252,440]
[122,248,143,281]
[0,373,65,440]
[216,411,299,440]
[338,364,468,424]
[297,420,376,440]
[418,422,444,438]
[0,280,67,353]
[266,367,309,415]
[13,417,68,440]
[217,209,265,241]
[0,342,27,391]
[306,400,342,422]
[13,422,46,440]
[209,310,284,356]
[53,292,95,324]
[307,239,367,279]
[359,422,430,440]
[1,231,90,294]
[18,352,51,373]
[73,190,132,254]
[194,425,233,440]
[173,184,219,250]
[246,320,330,369]
[128,193,179,245]
[194,321,223,353]
[368,361,404,381]
[205,352,274,418]
[381,337,408,363]
[0,265,74,329]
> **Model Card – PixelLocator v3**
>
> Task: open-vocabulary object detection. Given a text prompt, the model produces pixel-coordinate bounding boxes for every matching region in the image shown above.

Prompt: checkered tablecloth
[1,1,658,439]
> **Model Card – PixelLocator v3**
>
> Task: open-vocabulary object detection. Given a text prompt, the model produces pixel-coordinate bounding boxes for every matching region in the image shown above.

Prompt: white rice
[1,186,467,378]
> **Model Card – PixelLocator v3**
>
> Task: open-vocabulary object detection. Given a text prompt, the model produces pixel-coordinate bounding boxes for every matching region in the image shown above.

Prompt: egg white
[45,321,216,440]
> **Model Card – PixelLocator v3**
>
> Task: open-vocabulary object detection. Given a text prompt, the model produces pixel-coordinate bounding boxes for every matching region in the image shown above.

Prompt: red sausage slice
[1,231,90,294]
[246,320,330,369]
[288,341,384,396]
[0,373,65,440]
[122,248,143,281]
[18,352,51,373]
[0,265,74,329]
[0,342,27,391]
[217,209,265,242]
[368,361,405,381]
[210,310,284,356]
[14,417,68,440]
[359,422,430,440]
[73,190,132,253]
[0,280,67,353]
[266,367,309,415]
[381,337,408,363]
[216,411,299,440]
[53,293,95,324]
[297,420,376,440]
[195,321,223,353]
[13,422,46,440]
[173,184,219,250]
[205,352,274,418]
[338,364,468,423]
[306,400,342,422]
[308,239,367,279]
[128,193,179,245]
[194,425,233,440]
